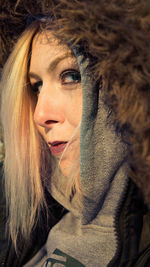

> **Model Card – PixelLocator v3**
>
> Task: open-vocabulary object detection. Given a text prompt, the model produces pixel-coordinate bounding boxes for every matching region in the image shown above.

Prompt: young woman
[1,0,150,266]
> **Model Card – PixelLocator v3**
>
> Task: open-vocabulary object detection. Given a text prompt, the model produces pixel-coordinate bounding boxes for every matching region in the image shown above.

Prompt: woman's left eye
[60,69,81,85]
[30,81,42,95]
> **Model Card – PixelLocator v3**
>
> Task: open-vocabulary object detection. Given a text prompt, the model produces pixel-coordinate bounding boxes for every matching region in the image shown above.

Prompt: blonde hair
[0,24,50,250]
[0,21,81,251]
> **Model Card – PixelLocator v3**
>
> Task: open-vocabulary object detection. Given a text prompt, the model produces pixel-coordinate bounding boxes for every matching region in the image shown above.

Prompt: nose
[33,87,64,128]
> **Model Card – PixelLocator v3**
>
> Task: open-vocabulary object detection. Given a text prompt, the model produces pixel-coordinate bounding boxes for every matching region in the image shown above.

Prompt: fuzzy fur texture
[1,0,150,207]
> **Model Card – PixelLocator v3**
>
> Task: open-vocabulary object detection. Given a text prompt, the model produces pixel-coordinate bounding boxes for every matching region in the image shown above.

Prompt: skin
[29,32,82,176]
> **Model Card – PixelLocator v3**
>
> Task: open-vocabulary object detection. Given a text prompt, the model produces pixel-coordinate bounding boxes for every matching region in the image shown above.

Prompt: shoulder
[118,179,150,266]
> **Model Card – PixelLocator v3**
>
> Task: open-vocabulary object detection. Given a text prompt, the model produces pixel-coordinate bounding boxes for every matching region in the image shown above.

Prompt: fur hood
[1,0,150,206]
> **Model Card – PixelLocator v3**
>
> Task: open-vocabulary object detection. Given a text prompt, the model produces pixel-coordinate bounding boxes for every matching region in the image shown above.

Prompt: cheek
[65,93,82,127]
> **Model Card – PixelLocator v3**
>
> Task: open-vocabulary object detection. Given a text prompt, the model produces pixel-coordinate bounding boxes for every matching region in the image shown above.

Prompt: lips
[48,141,68,155]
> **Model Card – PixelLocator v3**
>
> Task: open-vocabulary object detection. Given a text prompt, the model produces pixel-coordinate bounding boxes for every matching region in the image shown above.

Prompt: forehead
[31,31,72,58]
[33,31,58,46]
[29,31,74,73]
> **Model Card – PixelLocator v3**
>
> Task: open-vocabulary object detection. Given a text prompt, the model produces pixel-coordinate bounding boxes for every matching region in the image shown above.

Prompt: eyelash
[60,69,81,85]
[30,69,81,94]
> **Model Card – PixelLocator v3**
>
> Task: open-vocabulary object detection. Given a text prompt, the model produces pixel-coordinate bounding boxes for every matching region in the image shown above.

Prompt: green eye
[60,70,81,85]
[31,81,42,94]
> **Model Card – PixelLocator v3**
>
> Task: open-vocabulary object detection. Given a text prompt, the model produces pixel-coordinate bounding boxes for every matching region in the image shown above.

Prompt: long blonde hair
[1,20,81,251]
[0,23,51,249]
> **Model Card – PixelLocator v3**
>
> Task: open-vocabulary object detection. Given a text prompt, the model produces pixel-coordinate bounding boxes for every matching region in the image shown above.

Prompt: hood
[49,46,129,227]
[51,0,150,209]
[1,0,150,207]
[75,52,129,224]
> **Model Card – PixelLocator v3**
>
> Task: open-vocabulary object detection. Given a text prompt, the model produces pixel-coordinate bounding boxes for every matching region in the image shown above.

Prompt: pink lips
[49,141,68,155]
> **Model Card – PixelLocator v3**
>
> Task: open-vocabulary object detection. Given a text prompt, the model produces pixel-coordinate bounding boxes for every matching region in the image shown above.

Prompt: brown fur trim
[51,0,150,207]
[0,0,56,70]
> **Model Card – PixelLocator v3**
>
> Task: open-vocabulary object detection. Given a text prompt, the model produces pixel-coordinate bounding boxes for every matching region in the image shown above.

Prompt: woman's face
[29,32,82,176]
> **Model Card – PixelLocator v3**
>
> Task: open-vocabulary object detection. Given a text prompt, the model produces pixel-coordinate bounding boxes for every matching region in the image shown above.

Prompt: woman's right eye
[30,81,42,94]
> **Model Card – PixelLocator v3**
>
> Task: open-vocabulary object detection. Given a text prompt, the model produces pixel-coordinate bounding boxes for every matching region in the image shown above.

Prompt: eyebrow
[28,52,74,80]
